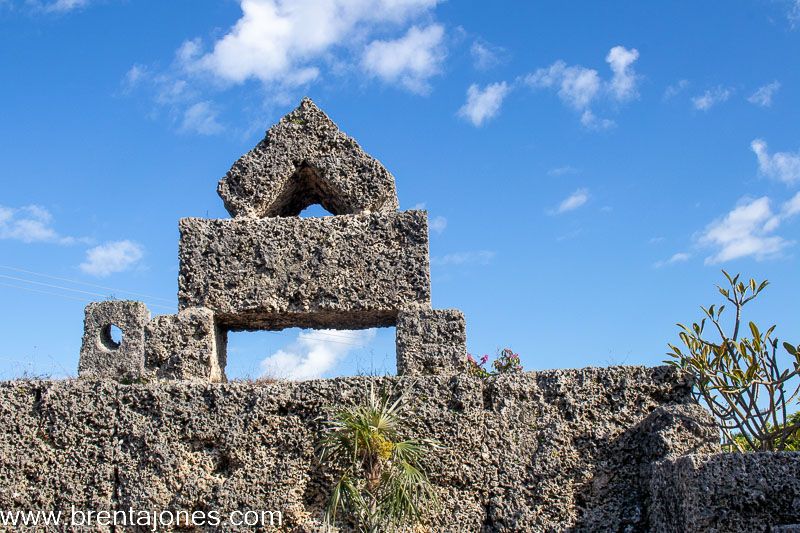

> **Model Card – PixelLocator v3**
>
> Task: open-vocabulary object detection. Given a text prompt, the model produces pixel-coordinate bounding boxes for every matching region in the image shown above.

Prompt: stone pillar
[396,309,467,376]
[79,300,150,380]
[144,307,227,382]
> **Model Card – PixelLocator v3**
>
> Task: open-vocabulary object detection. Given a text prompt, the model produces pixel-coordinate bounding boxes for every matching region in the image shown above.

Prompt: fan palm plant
[318,385,439,532]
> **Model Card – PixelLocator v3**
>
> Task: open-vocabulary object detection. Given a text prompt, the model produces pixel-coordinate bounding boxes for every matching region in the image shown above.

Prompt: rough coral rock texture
[650,451,800,532]
[79,300,150,381]
[396,309,467,376]
[0,366,726,531]
[178,211,431,330]
[144,307,227,382]
[0,380,118,532]
[217,97,399,218]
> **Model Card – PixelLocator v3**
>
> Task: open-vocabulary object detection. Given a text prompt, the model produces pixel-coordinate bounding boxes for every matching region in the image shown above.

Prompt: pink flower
[480,354,489,365]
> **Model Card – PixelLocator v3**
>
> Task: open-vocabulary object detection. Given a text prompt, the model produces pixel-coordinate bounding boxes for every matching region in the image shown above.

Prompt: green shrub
[666,271,800,452]
[318,386,439,532]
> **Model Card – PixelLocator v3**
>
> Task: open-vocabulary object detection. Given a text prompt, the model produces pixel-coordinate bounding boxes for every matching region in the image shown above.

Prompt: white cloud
[663,79,689,100]
[751,138,800,186]
[552,188,589,214]
[125,0,443,133]
[524,45,639,128]
[0,205,78,244]
[692,86,731,111]
[192,0,439,88]
[654,252,691,268]
[783,191,800,217]
[526,60,601,110]
[361,24,445,94]
[429,215,447,234]
[458,81,509,126]
[430,250,495,266]
[260,328,376,380]
[748,81,780,107]
[80,241,144,277]
[697,197,794,264]
[606,45,640,101]
[470,40,505,70]
[180,101,223,135]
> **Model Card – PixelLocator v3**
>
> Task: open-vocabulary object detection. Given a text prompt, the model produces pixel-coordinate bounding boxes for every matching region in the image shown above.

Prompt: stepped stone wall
[0,366,723,532]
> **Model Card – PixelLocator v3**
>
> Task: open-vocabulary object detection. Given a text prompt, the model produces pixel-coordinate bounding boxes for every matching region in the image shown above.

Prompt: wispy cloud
[458,81,509,126]
[431,250,495,266]
[80,240,144,277]
[124,0,444,133]
[28,0,90,13]
[470,40,507,70]
[260,329,376,380]
[551,188,589,214]
[663,79,689,100]
[548,165,580,176]
[653,252,691,268]
[697,196,798,264]
[180,101,223,135]
[429,215,447,234]
[692,86,732,111]
[788,0,800,28]
[0,205,83,245]
[748,81,780,107]
[524,45,640,128]
[751,138,800,185]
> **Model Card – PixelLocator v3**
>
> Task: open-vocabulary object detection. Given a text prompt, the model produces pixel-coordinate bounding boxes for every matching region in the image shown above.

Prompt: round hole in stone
[100,324,123,350]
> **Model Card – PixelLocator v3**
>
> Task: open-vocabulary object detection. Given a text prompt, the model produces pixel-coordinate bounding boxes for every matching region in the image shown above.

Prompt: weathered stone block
[650,451,800,532]
[144,307,227,382]
[396,309,467,375]
[0,380,118,532]
[218,98,399,218]
[79,300,150,380]
[178,211,431,330]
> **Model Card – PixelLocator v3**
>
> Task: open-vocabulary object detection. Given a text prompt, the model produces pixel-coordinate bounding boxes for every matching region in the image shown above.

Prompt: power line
[0,280,176,312]
[0,265,174,303]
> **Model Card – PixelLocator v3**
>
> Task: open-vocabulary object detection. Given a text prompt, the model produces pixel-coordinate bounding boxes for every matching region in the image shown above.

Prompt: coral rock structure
[78,98,466,381]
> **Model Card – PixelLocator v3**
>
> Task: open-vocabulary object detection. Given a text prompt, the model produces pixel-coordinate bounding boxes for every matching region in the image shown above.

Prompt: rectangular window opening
[224,326,396,382]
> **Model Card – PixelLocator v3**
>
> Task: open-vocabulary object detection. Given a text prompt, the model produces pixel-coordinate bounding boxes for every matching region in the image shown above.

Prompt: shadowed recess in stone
[217,98,399,218]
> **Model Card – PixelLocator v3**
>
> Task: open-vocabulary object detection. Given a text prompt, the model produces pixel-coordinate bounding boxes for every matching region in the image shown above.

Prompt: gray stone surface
[0,366,721,531]
[178,211,431,330]
[144,307,227,383]
[396,309,467,375]
[650,450,800,532]
[0,380,117,532]
[79,300,150,381]
[218,98,399,219]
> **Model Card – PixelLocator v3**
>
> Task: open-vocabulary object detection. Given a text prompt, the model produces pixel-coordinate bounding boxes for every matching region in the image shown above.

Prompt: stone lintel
[178,211,431,331]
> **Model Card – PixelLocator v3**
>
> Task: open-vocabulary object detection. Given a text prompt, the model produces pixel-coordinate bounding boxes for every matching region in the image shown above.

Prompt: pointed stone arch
[218,98,399,218]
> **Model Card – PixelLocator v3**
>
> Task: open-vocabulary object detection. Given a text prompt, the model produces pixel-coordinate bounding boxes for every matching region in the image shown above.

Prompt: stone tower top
[217,97,399,218]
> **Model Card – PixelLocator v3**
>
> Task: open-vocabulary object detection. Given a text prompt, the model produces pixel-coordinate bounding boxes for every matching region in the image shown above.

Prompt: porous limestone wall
[178,211,431,331]
[650,451,800,532]
[0,366,720,532]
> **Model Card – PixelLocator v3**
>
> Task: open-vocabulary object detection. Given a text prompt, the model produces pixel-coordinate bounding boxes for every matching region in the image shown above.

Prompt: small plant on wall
[467,348,523,378]
[318,386,439,532]
[666,271,800,452]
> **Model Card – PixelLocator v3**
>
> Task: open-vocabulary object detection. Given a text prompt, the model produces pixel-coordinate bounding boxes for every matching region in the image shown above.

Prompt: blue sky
[1,0,799,380]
